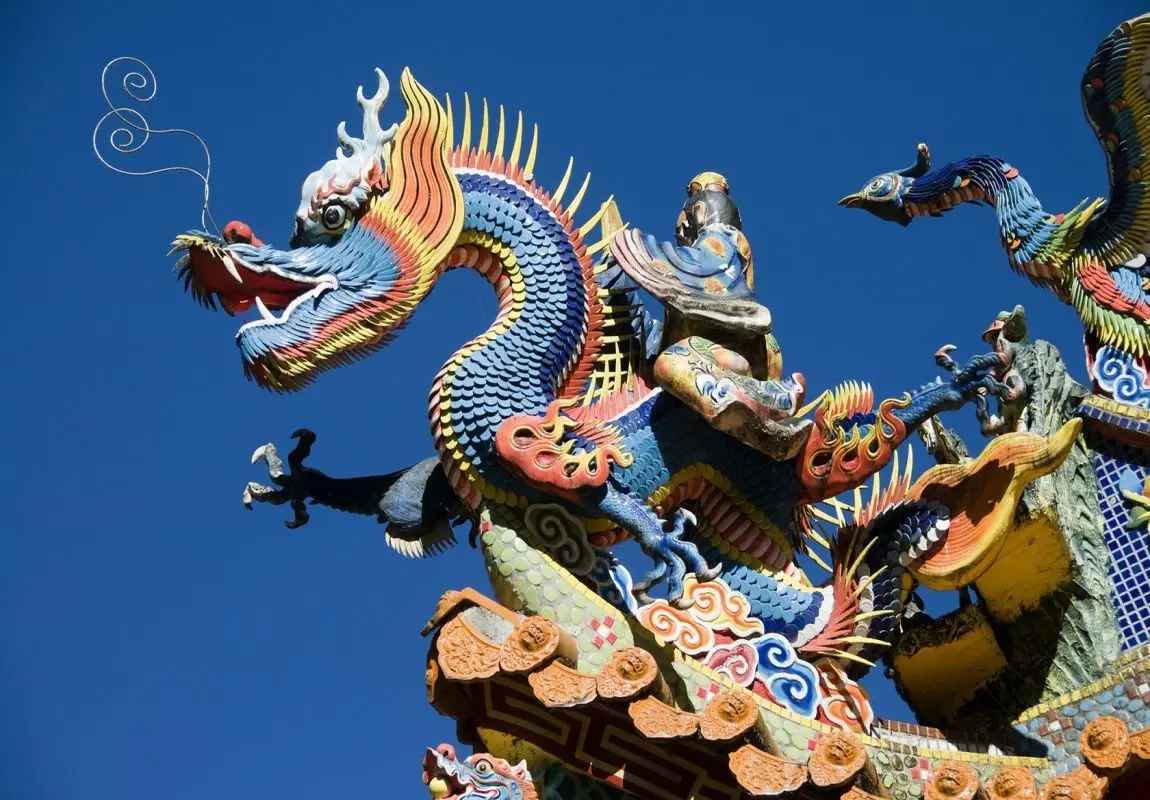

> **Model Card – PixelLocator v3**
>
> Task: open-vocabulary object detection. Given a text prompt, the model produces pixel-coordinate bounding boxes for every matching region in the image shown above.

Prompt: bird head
[838,143,931,226]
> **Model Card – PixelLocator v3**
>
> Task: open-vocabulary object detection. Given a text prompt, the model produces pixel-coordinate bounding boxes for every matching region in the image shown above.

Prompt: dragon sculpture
[423,743,538,800]
[160,65,1081,731]
[422,743,636,800]
[840,13,1150,403]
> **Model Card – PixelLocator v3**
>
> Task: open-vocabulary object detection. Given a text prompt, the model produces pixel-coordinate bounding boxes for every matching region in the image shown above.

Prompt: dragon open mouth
[170,232,338,331]
[422,748,470,799]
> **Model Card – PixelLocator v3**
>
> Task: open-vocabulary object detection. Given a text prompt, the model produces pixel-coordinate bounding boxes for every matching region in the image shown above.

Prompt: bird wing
[1081,13,1150,265]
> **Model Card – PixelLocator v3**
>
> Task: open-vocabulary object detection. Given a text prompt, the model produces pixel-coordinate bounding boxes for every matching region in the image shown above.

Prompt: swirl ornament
[522,504,595,575]
[683,577,765,637]
[816,660,875,733]
[636,601,715,655]
[703,642,758,688]
[751,633,820,718]
[92,57,219,234]
[693,366,738,411]
[1092,345,1150,408]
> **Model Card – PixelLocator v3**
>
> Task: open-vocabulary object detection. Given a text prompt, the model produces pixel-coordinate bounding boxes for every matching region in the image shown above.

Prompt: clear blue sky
[2,1,1142,797]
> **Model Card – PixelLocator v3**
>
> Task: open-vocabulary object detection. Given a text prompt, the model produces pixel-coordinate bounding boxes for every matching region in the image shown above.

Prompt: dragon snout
[223,220,264,247]
[423,745,466,799]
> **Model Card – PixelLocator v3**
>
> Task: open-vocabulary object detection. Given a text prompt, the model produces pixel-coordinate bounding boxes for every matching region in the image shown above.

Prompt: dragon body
[163,68,1073,728]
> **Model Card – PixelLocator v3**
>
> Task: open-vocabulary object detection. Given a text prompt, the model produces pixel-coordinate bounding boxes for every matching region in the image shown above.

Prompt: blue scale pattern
[1089,431,1150,649]
[609,393,800,535]
[447,173,590,495]
[445,173,807,544]
[695,537,821,640]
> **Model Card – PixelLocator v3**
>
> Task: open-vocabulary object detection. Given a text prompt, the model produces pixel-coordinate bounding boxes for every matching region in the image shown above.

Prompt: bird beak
[838,193,863,208]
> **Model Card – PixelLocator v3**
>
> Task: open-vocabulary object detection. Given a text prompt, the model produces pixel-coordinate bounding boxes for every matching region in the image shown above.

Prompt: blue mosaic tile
[1090,434,1150,650]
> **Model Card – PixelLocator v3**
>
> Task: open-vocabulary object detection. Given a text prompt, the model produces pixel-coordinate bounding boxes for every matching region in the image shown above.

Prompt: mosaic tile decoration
[1012,645,1150,776]
[1089,431,1150,650]
[872,719,1016,757]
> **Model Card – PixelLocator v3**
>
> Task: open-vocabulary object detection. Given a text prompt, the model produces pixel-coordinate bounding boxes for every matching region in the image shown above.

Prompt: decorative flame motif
[92,57,219,234]
[495,399,633,493]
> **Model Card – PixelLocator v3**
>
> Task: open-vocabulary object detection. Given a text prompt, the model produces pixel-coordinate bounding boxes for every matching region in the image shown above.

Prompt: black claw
[288,430,316,472]
[248,431,323,527]
[284,498,310,529]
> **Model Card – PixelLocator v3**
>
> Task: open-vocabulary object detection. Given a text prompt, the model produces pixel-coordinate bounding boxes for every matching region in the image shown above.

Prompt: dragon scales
[136,64,1079,757]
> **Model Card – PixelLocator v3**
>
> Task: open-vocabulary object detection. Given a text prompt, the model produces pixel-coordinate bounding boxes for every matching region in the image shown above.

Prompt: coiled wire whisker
[92,57,221,236]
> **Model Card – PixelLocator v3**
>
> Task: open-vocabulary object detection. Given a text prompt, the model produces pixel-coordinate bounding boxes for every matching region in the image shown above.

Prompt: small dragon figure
[162,66,1057,689]
[422,743,637,800]
[423,744,537,800]
[840,13,1150,404]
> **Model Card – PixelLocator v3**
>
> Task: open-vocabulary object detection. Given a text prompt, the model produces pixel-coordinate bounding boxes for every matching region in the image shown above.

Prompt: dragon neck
[429,167,652,508]
[905,155,1101,287]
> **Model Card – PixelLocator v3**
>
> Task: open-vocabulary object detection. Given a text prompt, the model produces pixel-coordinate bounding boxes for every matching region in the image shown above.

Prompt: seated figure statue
[610,172,812,460]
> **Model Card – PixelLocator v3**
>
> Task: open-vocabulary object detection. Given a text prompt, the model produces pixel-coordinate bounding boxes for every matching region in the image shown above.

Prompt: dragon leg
[244,430,463,553]
[799,348,1013,503]
[593,483,720,607]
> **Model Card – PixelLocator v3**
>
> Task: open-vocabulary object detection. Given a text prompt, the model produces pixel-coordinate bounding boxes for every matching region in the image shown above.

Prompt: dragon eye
[475,760,492,774]
[321,204,347,231]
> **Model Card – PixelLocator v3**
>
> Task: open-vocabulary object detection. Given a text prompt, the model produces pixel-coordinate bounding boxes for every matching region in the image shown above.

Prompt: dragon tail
[799,449,945,671]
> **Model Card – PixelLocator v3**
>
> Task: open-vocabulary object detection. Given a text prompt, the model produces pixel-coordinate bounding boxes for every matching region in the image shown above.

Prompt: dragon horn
[338,68,399,157]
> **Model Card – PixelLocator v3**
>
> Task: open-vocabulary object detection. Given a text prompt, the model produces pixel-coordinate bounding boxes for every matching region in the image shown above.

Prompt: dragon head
[422,744,537,800]
[838,143,931,226]
[170,69,464,390]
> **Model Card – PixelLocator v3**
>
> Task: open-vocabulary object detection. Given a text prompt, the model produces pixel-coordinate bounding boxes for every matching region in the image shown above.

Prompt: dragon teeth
[255,296,275,322]
[221,252,244,284]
